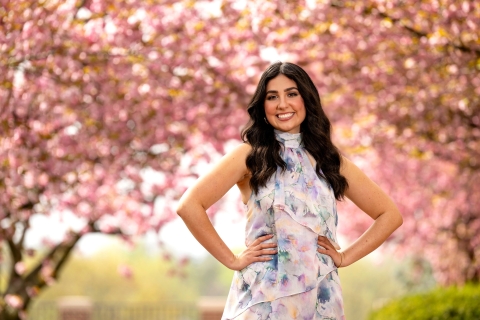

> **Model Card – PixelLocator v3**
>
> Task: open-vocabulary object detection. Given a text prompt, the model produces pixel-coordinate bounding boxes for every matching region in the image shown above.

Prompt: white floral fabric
[222,130,345,319]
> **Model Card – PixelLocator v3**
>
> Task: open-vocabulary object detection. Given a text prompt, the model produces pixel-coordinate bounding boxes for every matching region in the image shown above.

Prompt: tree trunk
[1,231,83,319]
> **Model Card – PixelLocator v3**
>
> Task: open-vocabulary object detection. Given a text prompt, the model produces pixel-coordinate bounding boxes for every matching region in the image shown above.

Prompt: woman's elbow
[393,208,403,229]
[381,205,403,230]
[176,198,203,219]
[176,201,187,218]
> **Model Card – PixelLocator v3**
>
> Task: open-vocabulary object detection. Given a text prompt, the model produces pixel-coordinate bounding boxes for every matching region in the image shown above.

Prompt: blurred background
[1,0,479,319]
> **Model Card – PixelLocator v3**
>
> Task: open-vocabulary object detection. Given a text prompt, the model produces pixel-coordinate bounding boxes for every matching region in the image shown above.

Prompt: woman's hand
[317,235,344,268]
[228,234,277,271]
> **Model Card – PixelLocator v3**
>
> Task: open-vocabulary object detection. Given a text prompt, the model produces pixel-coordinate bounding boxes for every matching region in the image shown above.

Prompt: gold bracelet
[338,251,344,268]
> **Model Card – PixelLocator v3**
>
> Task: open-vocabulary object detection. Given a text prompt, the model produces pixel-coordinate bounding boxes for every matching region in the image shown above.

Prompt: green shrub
[368,284,480,320]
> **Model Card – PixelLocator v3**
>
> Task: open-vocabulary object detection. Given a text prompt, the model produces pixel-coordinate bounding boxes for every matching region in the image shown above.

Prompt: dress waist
[222,207,337,319]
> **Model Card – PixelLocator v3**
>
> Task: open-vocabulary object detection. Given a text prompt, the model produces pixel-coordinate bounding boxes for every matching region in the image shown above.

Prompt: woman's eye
[266,95,277,100]
[288,92,298,97]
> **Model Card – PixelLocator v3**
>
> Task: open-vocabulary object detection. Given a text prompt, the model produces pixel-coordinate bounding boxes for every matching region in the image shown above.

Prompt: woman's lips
[276,112,295,121]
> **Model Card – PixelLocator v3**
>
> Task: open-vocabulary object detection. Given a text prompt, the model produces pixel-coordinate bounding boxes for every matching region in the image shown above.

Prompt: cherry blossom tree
[218,0,480,286]
[0,0,254,318]
[1,0,478,318]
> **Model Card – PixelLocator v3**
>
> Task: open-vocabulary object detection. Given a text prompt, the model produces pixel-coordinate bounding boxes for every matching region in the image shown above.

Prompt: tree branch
[16,218,30,254]
[22,232,82,291]
[74,0,88,17]
[6,239,21,267]
[0,84,13,118]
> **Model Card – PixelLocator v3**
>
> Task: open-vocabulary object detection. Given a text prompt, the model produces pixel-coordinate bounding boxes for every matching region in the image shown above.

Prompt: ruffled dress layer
[222,130,345,320]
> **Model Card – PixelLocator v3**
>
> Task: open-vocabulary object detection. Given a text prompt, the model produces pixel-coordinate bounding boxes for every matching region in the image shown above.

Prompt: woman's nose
[277,96,287,109]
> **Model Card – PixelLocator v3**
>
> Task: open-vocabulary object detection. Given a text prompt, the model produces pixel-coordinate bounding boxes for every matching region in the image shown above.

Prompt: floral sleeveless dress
[222,130,345,320]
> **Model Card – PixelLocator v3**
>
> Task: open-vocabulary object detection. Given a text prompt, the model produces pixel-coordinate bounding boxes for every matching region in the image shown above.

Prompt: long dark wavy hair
[241,62,348,200]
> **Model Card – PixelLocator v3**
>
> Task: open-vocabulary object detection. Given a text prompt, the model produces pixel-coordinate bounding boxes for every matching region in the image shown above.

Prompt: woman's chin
[273,125,301,134]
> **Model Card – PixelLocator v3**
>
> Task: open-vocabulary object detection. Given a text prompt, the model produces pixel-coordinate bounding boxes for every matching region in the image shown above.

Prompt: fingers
[317,247,328,255]
[252,236,277,258]
[317,236,342,267]
[254,256,274,262]
[317,236,337,256]
[259,248,277,256]
[252,243,277,256]
[251,235,277,251]
[252,234,274,246]
[232,235,278,270]
[317,236,334,250]
[254,242,277,250]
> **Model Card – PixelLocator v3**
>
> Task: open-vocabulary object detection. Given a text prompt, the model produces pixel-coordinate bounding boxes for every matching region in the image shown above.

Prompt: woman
[176,62,403,319]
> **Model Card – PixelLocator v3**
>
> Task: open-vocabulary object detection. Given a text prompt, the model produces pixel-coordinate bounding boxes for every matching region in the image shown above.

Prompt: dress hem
[222,267,338,320]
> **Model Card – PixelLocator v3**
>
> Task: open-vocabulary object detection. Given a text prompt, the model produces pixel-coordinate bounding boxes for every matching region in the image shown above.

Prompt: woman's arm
[176,143,277,271]
[317,156,403,267]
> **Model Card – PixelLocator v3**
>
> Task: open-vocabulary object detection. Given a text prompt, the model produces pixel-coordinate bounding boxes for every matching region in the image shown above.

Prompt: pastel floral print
[222,131,345,319]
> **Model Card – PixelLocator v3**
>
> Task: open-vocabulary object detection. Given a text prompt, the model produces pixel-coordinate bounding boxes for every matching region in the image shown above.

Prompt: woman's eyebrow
[266,87,298,94]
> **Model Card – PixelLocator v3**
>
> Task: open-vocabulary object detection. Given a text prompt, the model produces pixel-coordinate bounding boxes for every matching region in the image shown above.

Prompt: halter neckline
[274,129,303,149]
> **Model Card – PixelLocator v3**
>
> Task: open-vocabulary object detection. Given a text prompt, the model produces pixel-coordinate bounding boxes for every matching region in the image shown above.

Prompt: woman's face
[264,74,306,134]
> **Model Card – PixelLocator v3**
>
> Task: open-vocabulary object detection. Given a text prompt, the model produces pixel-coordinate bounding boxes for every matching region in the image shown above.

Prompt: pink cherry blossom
[117,264,134,279]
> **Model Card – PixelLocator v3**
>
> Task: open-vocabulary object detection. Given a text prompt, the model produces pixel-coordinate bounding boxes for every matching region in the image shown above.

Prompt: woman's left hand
[317,236,344,268]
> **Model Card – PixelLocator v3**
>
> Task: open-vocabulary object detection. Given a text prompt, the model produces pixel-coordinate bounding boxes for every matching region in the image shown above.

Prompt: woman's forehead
[266,74,297,90]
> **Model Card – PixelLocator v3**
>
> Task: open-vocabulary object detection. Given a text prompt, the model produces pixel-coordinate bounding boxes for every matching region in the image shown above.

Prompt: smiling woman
[176,62,403,319]
[264,75,306,134]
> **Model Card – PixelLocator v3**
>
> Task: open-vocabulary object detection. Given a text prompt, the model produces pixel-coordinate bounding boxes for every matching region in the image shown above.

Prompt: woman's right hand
[227,234,277,271]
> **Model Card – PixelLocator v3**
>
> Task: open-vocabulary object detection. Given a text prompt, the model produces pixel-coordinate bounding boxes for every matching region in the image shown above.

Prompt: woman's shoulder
[217,142,252,176]
[227,142,252,157]
[339,155,358,176]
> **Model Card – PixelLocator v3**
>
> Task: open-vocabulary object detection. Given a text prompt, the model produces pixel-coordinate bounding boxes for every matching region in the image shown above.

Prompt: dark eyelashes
[266,92,299,100]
